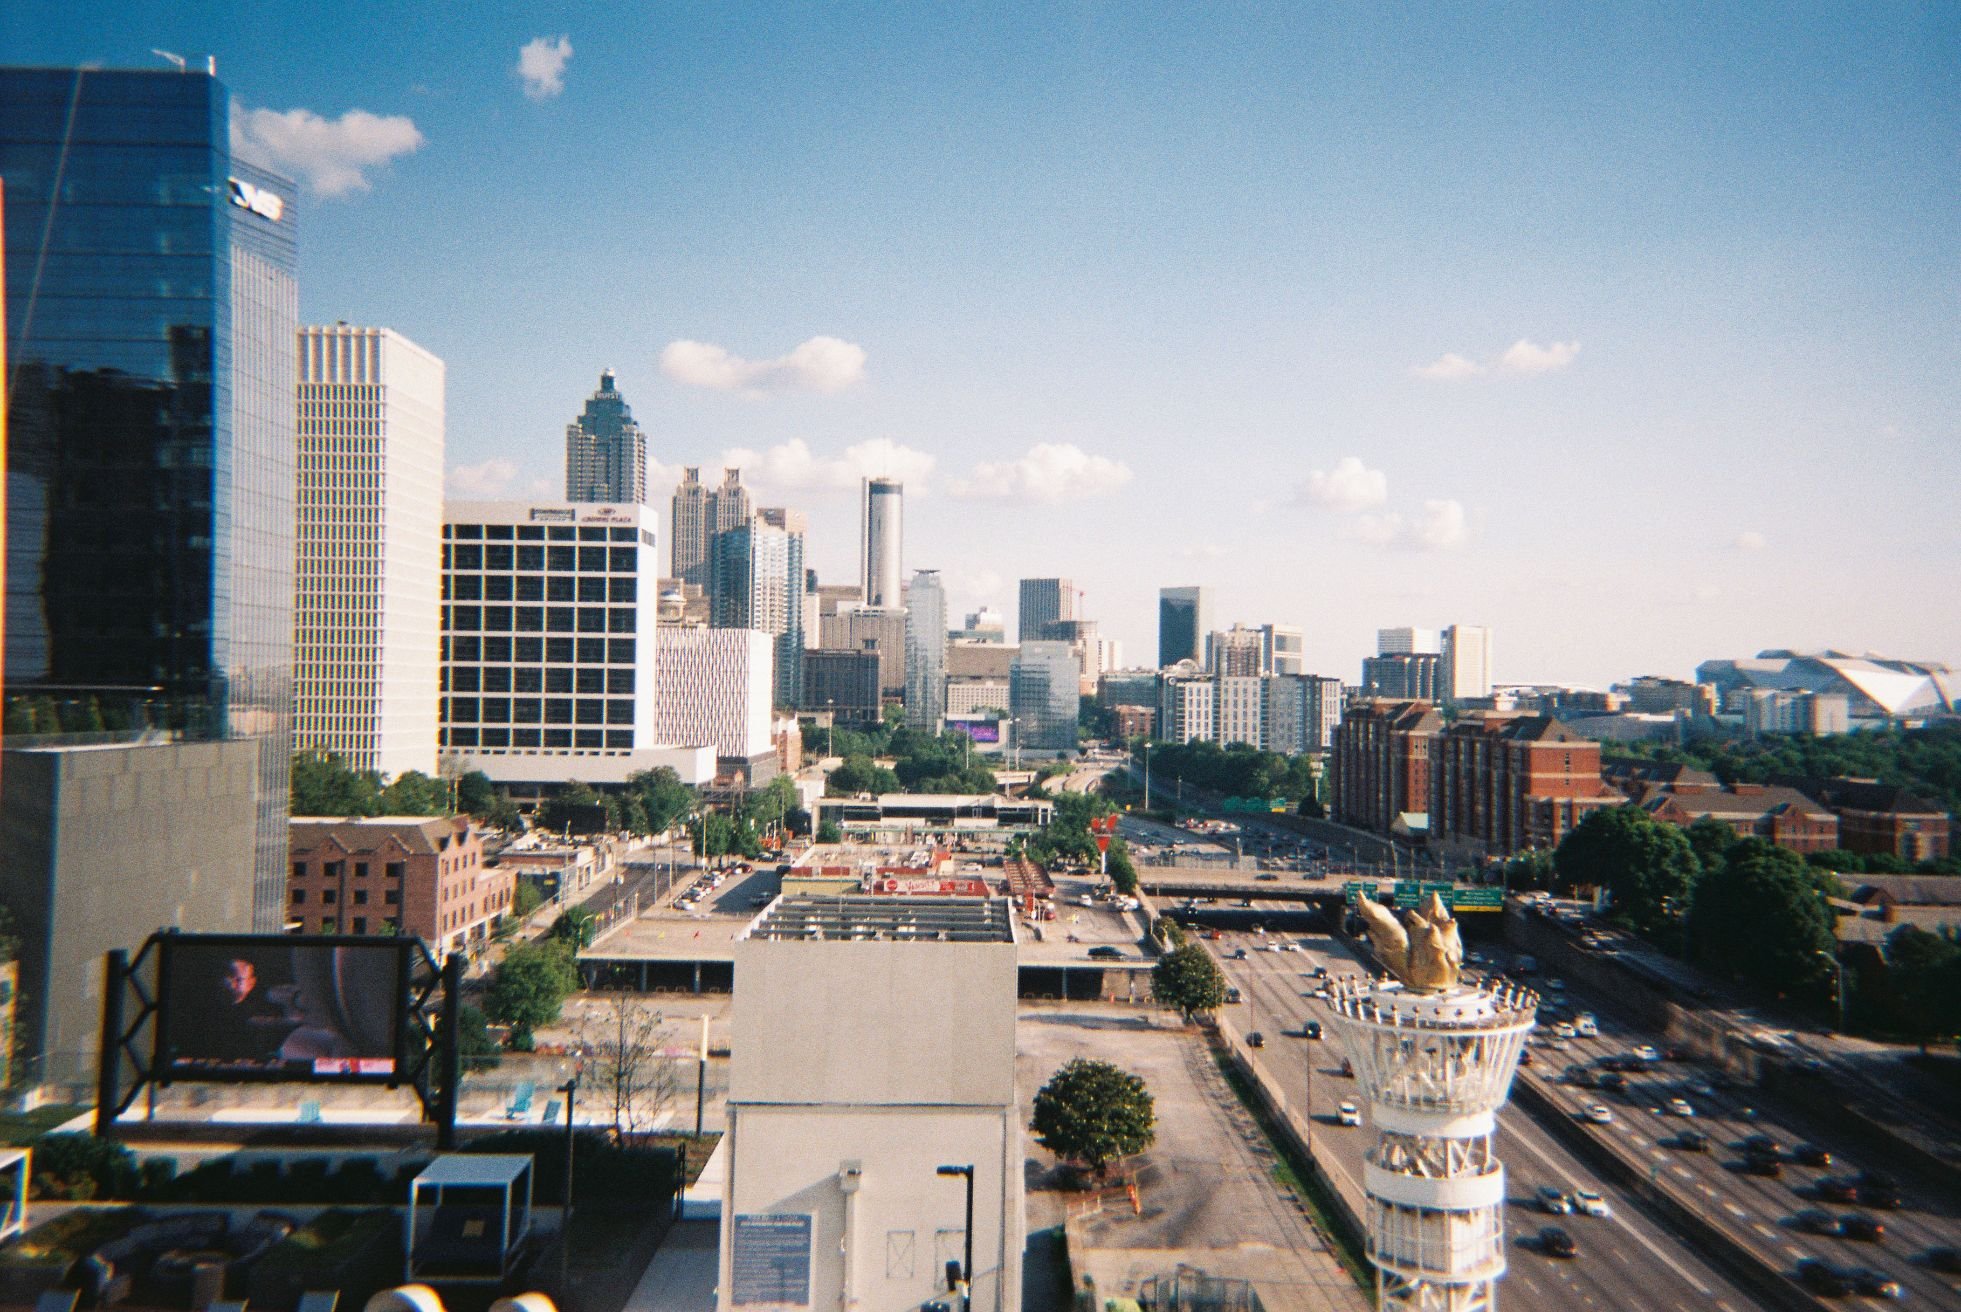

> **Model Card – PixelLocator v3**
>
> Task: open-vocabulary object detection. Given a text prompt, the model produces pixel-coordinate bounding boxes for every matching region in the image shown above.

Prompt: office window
[485,637,513,663]
[485,545,514,571]
[516,575,544,601]
[515,637,544,662]
[607,669,635,694]
[578,608,606,633]
[548,607,575,632]
[547,546,575,572]
[483,667,512,693]
[609,607,636,633]
[610,527,637,542]
[517,545,545,570]
[546,638,575,663]
[608,577,637,603]
[578,638,607,664]
[576,699,604,724]
[514,668,543,693]
[485,575,514,601]
[547,576,575,602]
[575,668,604,693]
[292,888,306,904]
[609,547,637,571]
[451,575,483,601]
[578,547,607,571]
[577,576,607,603]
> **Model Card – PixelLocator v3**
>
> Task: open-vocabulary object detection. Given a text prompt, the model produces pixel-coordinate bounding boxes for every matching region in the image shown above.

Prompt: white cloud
[721,437,935,492]
[660,336,867,394]
[1732,530,1767,552]
[230,103,423,198]
[446,458,520,498]
[517,36,573,101]
[1498,338,1581,374]
[1301,456,1389,513]
[1356,499,1470,552]
[1412,352,1485,381]
[945,443,1134,503]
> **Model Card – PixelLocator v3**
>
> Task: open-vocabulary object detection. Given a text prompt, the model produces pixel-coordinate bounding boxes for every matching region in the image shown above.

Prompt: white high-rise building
[1442,624,1493,702]
[438,500,711,787]
[1261,624,1305,676]
[904,569,947,729]
[1215,675,1266,748]
[294,325,445,777]
[1378,626,1441,656]
[654,627,775,763]
[861,477,904,608]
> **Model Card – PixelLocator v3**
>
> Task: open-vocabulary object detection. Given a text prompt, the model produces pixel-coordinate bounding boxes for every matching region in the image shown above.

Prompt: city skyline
[6,7,1954,685]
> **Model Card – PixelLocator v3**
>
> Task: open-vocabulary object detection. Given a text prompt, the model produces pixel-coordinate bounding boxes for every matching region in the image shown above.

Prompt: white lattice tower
[1325,977,1537,1312]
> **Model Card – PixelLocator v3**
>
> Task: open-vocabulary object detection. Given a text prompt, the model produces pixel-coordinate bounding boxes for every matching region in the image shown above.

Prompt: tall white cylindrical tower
[861,477,903,608]
[1325,973,1537,1312]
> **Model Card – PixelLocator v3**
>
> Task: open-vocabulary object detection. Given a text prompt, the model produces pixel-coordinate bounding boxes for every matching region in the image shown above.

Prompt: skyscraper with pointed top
[564,368,647,503]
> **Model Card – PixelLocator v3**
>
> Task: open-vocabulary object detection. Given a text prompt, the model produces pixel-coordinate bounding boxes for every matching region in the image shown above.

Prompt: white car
[1631,1044,1661,1063]
[1571,1189,1610,1218]
[1583,1104,1615,1125]
[1666,1098,1695,1118]
[1336,1100,1362,1127]
[1553,1023,1576,1040]
[1574,1014,1599,1038]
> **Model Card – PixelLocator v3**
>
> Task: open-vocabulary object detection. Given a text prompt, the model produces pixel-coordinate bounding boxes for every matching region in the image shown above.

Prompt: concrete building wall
[655,627,774,759]
[0,739,259,1084]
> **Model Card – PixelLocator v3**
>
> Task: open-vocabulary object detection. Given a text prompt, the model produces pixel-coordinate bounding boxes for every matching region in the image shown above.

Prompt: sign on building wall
[732,1213,813,1306]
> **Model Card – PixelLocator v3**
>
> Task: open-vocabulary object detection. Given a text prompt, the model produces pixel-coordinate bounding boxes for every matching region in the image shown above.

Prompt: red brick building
[1331,700,1442,836]
[1429,713,1620,856]
[288,816,512,961]
[1638,784,1840,853]
[1783,779,1951,864]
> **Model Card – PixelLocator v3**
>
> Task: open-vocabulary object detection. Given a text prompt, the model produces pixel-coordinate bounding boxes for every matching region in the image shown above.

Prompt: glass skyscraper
[1,67,298,929]
[564,369,648,504]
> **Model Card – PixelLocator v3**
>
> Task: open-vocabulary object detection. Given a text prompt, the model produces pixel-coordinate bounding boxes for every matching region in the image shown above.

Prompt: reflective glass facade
[1,68,298,928]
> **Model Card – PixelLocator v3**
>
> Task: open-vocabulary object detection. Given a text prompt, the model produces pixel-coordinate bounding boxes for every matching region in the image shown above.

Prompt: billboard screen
[951,719,1001,743]
[157,936,409,1081]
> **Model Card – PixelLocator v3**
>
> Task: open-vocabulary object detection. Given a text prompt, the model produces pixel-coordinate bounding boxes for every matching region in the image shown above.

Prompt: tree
[456,770,497,817]
[1683,815,1739,876]
[380,769,448,816]
[551,905,599,950]
[1030,1059,1156,1178]
[816,819,843,844]
[625,766,695,835]
[1885,926,1961,1053]
[573,995,681,1139]
[1501,849,1557,893]
[292,751,384,817]
[510,880,544,922]
[1554,807,1699,934]
[826,755,902,797]
[486,790,523,833]
[1688,839,1836,1001]
[447,1002,502,1070]
[537,780,612,834]
[484,940,581,1048]
[1151,943,1226,1022]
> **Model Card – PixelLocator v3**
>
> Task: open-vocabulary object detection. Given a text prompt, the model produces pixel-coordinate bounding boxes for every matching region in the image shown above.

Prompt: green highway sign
[1452,888,1505,912]
[1343,881,1382,905]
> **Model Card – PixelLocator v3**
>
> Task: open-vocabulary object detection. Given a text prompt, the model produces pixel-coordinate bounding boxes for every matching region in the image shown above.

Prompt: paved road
[1214,928,1763,1312]
[1523,971,1961,1306]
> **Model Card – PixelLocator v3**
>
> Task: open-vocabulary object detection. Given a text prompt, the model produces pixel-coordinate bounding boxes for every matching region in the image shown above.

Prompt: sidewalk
[621,1218,718,1312]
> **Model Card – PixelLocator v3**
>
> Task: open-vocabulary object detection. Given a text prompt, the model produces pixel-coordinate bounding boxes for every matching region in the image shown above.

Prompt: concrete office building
[1016,578,1073,643]
[801,650,883,725]
[946,678,1012,719]
[1159,673,1216,746]
[294,325,445,778]
[1362,652,1440,701]
[905,570,947,729]
[710,511,806,708]
[1215,675,1267,748]
[861,478,904,608]
[1377,627,1441,656]
[669,467,751,590]
[1261,624,1305,677]
[1158,587,1208,667]
[1267,674,1344,754]
[1441,624,1493,703]
[0,737,259,1085]
[958,607,1006,643]
[809,583,867,647]
[722,896,1023,1312]
[439,501,711,788]
[822,606,909,697]
[564,369,647,504]
[1010,641,1079,753]
[1208,625,1266,677]
[2,67,298,929]
[653,626,775,776]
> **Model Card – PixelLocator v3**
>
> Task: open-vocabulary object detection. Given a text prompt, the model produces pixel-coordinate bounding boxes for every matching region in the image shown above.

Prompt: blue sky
[8,3,1957,685]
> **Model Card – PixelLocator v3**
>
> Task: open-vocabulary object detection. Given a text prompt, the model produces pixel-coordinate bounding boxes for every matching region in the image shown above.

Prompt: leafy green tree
[1688,839,1836,1001]
[1501,849,1557,893]
[292,751,384,817]
[1151,943,1226,1022]
[484,940,581,1047]
[626,766,696,835]
[1806,848,1866,874]
[551,905,599,949]
[1554,807,1699,934]
[510,880,544,922]
[456,770,497,816]
[446,1002,502,1069]
[826,755,902,797]
[380,769,448,815]
[536,780,611,833]
[1030,1058,1156,1178]
[486,790,523,833]
[1885,925,1961,1053]
[816,819,843,844]
[1683,815,1739,876]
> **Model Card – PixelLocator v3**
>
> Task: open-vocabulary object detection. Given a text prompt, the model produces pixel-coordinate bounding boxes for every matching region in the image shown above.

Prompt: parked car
[1796,1260,1851,1298]
[1538,1226,1578,1258]
[1302,1021,1322,1040]
[1225,986,1244,1004]
[1087,945,1124,960]
[1666,1097,1696,1118]
[1247,1031,1266,1049]
[1572,1189,1610,1218]
[1336,1100,1362,1127]
[1574,1014,1599,1038]
[1536,1186,1571,1215]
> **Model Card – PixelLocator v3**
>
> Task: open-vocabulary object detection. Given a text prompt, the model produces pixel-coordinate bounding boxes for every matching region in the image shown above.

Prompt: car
[1247,1031,1266,1049]
[1283,942,1304,953]
[1840,1214,1885,1242]
[1632,1044,1661,1063]
[1225,987,1244,1004]
[1562,1064,1595,1088]
[1571,1189,1610,1218]
[1553,1023,1576,1040]
[1796,1260,1852,1298]
[1844,1268,1903,1300]
[1233,948,1249,960]
[1815,1177,1859,1204]
[1857,1184,1902,1210]
[1925,1246,1961,1275]
[1538,1226,1578,1258]
[1336,1100,1362,1127]
[1794,1143,1832,1167]
[1582,1104,1615,1125]
[1792,1210,1842,1236]
[1311,965,1330,979]
[1536,1186,1572,1215]
[1255,873,1279,882]
[1087,945,1124,960]
[1666,1097,1696,1118]
[1302,1021,1322,1040]
[1742,1134,1782,1158]
[1574,1014,1599,1038]
[1547,978,1567,993]
[1078,894,1095,907]
[1517,1047,1534,1067]
[1599,1072,1628,1094]
[1691,1081,1717,1098]
[1744,1157,1785,1179]
[1674,1129,1710,1152]
[1548,1037,1571,1051]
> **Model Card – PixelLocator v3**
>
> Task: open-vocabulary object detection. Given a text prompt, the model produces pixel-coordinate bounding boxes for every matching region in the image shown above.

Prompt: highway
[1213,925,1766,1312]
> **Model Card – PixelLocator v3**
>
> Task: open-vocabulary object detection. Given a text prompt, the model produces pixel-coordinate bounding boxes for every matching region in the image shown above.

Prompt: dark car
[1247,1032,1266,1049]
[1926,1246,1961,1275]
[1844,1267,1903,1300]
[1539,1226,1577,1258]
[1742,1135,1781,1158]
[1599,1072,1628,1094]
[1815,1178,1859,1204]
[1841,1214,1885,1242]
[1793,1210,1841,1236]
[1794,1143,1833,1168]
[1796,1260,1851,1298]
[1674,1129,1710,1153]
[1743,1157,1785,1179]
[1857,1184,1903,1210]
[1087,945,1125,960]
[1303,1020,1323,1040]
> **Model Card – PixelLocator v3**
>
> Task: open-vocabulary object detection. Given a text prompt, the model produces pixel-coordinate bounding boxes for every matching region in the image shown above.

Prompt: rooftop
[743,894,1017,944]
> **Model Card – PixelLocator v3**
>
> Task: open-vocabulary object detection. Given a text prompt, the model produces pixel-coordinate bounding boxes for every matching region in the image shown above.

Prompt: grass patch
[640,1132,721,1186]
[1209,1046,1373,1292]
[0,1208,135,1268]
[0,1106,86,1147]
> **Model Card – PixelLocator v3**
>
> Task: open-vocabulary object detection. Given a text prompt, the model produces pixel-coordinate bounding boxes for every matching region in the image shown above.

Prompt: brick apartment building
[1783,778,1951,864]
[1331,700,1442,835]
[1428,713,1621,857]
[288,817,513,961]
[1638,784,1840,854]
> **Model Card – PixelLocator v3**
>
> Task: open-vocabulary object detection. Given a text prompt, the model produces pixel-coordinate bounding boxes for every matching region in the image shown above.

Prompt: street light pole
[936,1164,975,1312]
[1816,949,1846,1033]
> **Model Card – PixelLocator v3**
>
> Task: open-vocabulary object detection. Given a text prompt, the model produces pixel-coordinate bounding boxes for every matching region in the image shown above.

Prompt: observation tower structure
[1324,894,1537,1312]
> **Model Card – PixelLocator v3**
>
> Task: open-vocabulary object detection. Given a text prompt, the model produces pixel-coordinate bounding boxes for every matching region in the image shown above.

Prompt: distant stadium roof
[1694,651,1958,719]
[744,894,1016,943]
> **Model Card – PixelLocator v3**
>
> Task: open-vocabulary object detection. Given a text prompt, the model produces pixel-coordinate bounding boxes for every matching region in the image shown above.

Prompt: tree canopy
[483,940,581,1047]
[1151,943,1227,1021]
[1138,739,1318,803]
[292,752,453,818]
[1030,1058,1156,1177]
[1554,806,1699,934]
[1687,839,1836,1003]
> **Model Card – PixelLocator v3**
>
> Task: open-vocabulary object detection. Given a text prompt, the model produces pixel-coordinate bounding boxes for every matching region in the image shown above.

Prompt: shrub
[29,1133,137,1201]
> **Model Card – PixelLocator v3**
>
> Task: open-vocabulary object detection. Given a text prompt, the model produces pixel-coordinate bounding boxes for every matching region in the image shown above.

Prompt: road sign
[1452,887,1504,912]
[1343,881,1382,905]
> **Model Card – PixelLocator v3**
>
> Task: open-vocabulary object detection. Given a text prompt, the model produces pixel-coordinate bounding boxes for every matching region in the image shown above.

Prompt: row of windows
[449,524,638,542]
[443,696,637,725]
[448,666,633,693]
[444,728,633,750]
[445,544,639,572]
[444,605,637,634]
[446,636,634,665]
[450,574,636,603]
[307,917,392,934]
[292,860,407,879]
[292,886,398,906]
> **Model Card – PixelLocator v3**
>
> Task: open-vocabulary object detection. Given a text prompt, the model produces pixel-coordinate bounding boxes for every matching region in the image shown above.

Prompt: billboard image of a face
[953,720,1000,743]
[158,937,405,1081]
